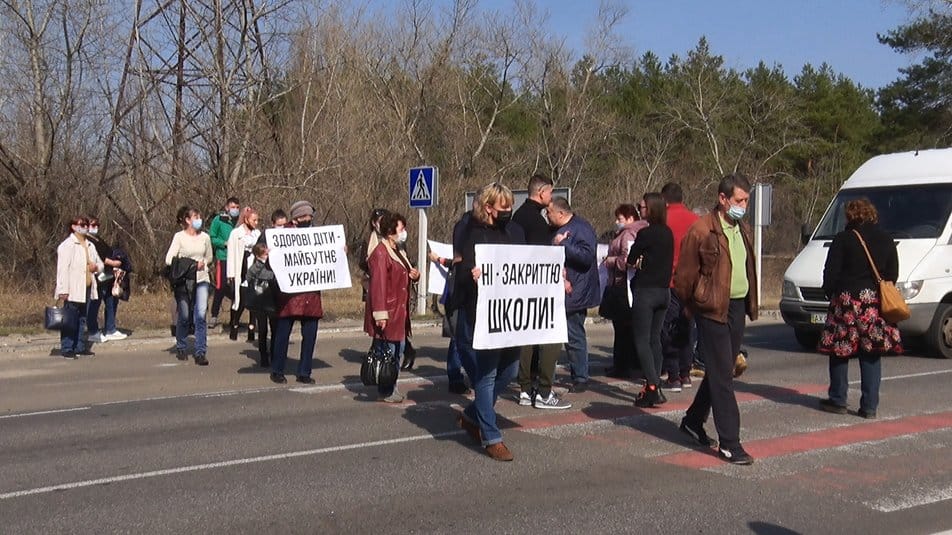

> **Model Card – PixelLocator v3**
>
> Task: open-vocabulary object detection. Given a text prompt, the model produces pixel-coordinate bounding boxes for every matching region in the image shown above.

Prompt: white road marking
[856,368,952,383]
[0,430,464,500]
[863,483,952,512]
[0,407,90,420]
[156,363,179,367]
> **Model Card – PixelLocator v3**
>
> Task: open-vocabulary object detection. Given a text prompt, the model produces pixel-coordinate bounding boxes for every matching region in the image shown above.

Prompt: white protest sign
[266,225,352,293]
[427,240,454,295]
[473,244,567,350]
[597,243,609,296]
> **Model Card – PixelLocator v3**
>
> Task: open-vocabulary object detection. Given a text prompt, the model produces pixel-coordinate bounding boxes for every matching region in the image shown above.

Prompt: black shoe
[77,349,95,357]
[296,375,315,384]
[857,408,877,419]
[718,445,754,465]
[680,417,715,448]
[400,355,415,371]
[229,326,239,341]
[270,373,287,384]
[634,385,666,408]
[569,381,588,393]
[194,353,208,366]
[819,398,847,415]
[175,349,188,361]
[448,382,470,395]
[62,352,77,360]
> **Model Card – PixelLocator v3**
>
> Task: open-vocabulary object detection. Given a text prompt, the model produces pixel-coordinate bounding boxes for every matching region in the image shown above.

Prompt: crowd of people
[53,172,903,465]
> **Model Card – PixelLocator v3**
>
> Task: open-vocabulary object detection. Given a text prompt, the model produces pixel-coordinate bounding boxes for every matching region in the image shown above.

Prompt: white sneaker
[105,331,128,341]
[89,332,107,343]
[518,391,532,406]
[533,392,572,410]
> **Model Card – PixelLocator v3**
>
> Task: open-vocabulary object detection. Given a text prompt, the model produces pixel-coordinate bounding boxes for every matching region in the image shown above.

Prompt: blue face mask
[228,208,239,218]
[615,222,625,231]
[727,204,746,220]
[191,219,203,230]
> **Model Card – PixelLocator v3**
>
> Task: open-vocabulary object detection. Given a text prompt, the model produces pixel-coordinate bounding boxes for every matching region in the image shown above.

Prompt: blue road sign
[409,166,438,208]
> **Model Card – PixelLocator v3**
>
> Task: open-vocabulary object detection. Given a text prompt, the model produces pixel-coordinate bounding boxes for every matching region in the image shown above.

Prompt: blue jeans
[87,286,118,335]
[271,317,319,378]
[454,309,478,384]
[463,347,520,446]
[828,353,881,413]
[631,287,670,385]
[374,338,405,396]
[176,282,208,355]
[60,288,91,354]
[446,337,467,385]
[565,310,589,383]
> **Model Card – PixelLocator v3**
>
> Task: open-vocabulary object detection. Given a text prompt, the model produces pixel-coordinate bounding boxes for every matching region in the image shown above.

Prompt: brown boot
[733,351,748,378]
[456,413,481,444]
[485,442,513,462]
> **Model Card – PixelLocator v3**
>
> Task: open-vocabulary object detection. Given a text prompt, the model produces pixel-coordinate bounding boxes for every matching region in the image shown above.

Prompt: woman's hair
[472,182,514,225]
[237,206,258,227]
[87,216,100,227]
[252,243,269,258]
[845,198,878,225]
[378,211,406,237]
[67,216,88,235]
[176,206,201,228]
[614,203,638,220]
[370,208,390,231]
[643,192,667,225]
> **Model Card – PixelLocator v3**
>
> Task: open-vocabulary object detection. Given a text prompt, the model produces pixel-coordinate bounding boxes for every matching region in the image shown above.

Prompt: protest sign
[265,225,352,293]
[473,244,567,350]
[427,240,453,295]
[597,242,636,306]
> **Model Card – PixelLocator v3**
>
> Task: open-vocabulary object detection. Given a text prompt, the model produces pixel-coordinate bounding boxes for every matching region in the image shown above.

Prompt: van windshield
[813,185,952,240]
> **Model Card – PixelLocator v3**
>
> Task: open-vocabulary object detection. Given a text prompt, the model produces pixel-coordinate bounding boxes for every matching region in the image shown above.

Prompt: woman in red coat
[364,212,420,402]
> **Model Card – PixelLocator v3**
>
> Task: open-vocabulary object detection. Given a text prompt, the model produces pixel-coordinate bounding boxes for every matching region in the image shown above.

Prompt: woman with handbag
[55,216,104,359]
[245,242,276,367]
[601,203,648,379]
[85,217,128,343]
[364,211,420,402]
[818,198,902,419]
[165,207,214,365]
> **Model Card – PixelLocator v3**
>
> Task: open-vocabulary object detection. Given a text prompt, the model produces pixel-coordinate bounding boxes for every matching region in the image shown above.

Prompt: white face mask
[73,226,88,236]
[396,230,408,244]
[88,227,99,236]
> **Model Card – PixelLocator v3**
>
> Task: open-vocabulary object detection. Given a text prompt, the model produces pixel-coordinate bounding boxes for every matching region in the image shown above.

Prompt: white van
[780,148,952,358]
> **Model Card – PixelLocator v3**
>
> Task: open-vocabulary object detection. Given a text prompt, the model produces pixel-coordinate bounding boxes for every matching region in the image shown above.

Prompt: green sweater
[208,213,236,261]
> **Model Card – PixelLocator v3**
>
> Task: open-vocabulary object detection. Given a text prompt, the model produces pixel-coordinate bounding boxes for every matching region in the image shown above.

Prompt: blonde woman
[226,206,262,341]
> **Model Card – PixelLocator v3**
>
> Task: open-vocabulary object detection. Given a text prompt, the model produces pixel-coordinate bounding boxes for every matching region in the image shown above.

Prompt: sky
[474,0,921,90]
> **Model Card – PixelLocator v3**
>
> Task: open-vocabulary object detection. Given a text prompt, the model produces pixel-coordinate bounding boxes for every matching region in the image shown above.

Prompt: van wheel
[794,329,820,352]
[926,304,952,359]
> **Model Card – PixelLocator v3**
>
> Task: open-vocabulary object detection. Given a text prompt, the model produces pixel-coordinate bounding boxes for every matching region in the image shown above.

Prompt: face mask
[615,222,625,231]
[495,210,512,228]
[296,219,311,228]
[88,227,99,236]
[727,204,746,220]
[191,219,203,230]
[228,208,239,218]
[396,230,408,243]
[74,226,88,236]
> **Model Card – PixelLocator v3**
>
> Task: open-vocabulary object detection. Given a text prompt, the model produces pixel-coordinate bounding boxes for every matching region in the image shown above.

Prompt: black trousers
[685,299,746,449]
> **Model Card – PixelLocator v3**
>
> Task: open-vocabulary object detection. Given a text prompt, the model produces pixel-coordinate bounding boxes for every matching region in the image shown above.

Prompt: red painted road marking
[513,383,828,430]
[657,410,952,469]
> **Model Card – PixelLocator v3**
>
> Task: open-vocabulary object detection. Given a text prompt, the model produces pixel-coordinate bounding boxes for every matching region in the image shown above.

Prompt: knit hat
[289,200,314,220]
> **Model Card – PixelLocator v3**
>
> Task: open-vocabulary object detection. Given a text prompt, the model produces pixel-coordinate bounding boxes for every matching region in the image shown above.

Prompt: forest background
[0,0,949,327]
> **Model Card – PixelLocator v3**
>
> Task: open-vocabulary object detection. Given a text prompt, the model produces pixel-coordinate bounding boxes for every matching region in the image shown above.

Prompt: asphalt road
[0,319,950,534]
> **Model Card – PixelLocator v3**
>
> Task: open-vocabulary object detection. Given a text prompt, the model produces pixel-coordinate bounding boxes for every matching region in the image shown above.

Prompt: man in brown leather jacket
[673,173,758,465]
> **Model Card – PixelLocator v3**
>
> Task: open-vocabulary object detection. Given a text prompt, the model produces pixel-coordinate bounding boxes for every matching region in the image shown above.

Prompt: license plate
[810,313,827,324]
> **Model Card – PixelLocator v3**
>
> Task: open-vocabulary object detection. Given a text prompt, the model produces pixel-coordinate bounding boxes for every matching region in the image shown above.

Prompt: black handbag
[44,304,77,330]
[241,277,276,314]
[360,338,399,387]
[598,285,627,320]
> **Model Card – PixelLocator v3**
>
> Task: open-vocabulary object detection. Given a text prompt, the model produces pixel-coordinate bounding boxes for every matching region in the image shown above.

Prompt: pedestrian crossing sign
[409,166,438,208]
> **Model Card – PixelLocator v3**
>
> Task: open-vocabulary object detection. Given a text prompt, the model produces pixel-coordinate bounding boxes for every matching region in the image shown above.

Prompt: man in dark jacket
[546,197,600,392]
[512,175,570,409]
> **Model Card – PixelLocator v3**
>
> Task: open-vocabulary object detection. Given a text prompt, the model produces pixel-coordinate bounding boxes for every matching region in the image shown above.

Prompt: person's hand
[227,277,234,284]
[428,251,440,263]
[553,231,570,245]
[409,268,421,281]
[376,319,387,330]
[472,267,481,281]
[564,279,573,294]
[58,294,68,301]
[87,262,98,273]
[197,261,205,271]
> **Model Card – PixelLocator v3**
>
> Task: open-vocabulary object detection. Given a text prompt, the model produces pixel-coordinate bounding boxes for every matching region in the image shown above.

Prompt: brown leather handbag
[852,230,910,324]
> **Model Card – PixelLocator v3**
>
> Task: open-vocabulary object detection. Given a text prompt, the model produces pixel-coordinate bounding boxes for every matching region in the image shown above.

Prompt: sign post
[751,182,772,308]
[409,166,438,316]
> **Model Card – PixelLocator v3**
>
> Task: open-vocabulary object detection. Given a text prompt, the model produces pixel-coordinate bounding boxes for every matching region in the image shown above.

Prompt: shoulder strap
[851,229,883,283]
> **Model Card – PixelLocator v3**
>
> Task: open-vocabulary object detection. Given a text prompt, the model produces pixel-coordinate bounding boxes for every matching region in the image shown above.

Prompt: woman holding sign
[454,182,520,462]
[364,212,420,402]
